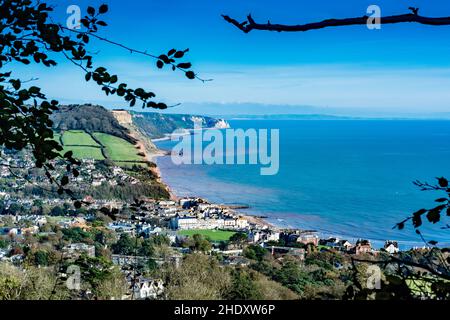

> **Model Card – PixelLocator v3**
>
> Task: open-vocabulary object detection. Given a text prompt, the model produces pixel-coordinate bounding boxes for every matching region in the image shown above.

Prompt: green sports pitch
[177,229,237,242]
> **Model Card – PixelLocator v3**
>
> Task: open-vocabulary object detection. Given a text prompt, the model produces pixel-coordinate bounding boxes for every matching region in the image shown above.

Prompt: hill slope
[51,104,135,143]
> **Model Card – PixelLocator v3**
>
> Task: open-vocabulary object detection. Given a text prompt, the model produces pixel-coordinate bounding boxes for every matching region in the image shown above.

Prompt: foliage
[0,238,8,249]
[111,233,136,256]
[0,0,198,197]
[243,244,267,261]
[0,263,68,300]
[225,268,262,300]
[62,227,91,243]
[395,177,450,246]
[161,253,231,300]
[229,232,248,245]
[180,233,212,252]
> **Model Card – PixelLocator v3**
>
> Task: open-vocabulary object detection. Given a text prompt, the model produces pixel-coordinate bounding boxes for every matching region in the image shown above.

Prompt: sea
[155,120,450,249]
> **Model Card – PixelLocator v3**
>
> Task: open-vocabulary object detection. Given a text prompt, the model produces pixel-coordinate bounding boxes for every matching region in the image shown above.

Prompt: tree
[62,227,91,243]
[94,267,128,300]
[161,253,231,300]
[111,233,135,256]
[223,8,450,33]
[0,1,201,199]
[0,263,68,300]
[33,250,49,266]
[50,205,64,216]
[243,244,267,261]
[229,232,248,248]
[226,268,262,300]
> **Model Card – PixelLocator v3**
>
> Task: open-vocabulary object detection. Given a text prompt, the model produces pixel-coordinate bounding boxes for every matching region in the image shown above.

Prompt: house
[131,278,164,300]
[248,230,262,243]
[320,237,338,247]
[296,233,319,246]
[223,256,250,267]
[353,239,372,255]
[171,216,198,230]
[337,240,353,252]
[384,240,399,254]
[320,238,353,251]
[62,243,96,258]
[112,255,149,267]
[0,249,8,260]
[180,198,197,209]
[21,226,39,235]
[108,221,135,235]
[0,227,20,237]
[236,217,249,229]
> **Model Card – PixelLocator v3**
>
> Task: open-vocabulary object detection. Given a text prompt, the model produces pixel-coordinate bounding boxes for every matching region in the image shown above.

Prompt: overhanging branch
[222,9,450,33]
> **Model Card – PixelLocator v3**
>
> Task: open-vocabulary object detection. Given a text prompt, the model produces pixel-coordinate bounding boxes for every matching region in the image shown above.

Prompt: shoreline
[151,155,436,250]
[150,147,275,229]
[144,134,441,250]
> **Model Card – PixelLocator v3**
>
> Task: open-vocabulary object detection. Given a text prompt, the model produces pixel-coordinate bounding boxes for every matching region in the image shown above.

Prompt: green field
[62,146,105,160]
[178,229,237,242]
[93,132,143,161]
[62,130,99,146]
[52,130,144,165]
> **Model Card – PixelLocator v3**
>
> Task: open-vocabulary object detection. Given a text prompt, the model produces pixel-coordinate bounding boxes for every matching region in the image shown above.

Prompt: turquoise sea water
[155,120,450,248]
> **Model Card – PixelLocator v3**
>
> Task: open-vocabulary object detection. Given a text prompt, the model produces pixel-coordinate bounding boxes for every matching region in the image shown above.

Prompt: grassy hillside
[62,146,105,160]
[62,130,98,146]
[51,104,136,143]
[93,132,143,162]
[57,130,146,167]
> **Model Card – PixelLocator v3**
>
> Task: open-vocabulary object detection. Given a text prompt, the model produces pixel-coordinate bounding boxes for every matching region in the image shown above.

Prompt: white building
[384,240,399,254]
[132,278,164,300]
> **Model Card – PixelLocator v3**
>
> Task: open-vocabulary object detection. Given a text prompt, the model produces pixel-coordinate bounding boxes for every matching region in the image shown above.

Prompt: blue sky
[20,0,450,115]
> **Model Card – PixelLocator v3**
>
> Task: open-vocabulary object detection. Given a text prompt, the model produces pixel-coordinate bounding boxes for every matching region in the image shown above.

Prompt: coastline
[139,126,443,250]
[149,154,434,250]
[148,141,276,229]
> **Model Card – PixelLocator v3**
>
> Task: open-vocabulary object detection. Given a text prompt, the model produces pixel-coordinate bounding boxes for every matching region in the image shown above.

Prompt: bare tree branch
[222,9,450,33]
